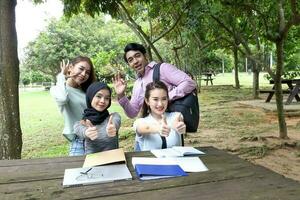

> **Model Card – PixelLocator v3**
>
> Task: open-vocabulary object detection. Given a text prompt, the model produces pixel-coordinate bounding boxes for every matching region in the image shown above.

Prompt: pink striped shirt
[118,61,196,118]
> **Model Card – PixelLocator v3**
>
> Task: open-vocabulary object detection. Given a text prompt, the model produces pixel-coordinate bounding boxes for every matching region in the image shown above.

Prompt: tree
[265,0,300,138]
[22,13,138,82]
[0,0,22,159]
[228,0,300,138]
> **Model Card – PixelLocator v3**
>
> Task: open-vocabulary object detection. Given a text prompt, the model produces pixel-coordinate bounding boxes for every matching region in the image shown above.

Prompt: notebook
[135,164,187,180]
[132,157,209,173]
[151,146,205,158]
[83,148,126,168]
[62,164,132,187]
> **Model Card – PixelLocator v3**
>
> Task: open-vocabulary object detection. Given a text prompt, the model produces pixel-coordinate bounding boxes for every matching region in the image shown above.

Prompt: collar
[137,61,157,78]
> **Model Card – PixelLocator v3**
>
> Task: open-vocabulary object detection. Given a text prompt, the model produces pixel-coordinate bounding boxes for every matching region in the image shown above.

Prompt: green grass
[197,72,270,87]
[19,72,276,158]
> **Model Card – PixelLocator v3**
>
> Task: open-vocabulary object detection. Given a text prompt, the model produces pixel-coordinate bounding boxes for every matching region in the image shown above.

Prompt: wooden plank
[96,175,300,200]
[259,90,290,93]
[0,156,85,167]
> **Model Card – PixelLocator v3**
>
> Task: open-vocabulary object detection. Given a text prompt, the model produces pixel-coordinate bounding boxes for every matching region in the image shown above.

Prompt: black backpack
[153,63,200,133]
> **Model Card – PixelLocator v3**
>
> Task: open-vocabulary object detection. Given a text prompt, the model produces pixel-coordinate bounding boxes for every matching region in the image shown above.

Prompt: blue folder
[135,164,188,180]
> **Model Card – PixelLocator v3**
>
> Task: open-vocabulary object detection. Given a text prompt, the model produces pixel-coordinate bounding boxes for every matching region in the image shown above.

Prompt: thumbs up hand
[84,119,98,140]
[172,113,186,135]
[106,115,117,137]
[160,114,171,137]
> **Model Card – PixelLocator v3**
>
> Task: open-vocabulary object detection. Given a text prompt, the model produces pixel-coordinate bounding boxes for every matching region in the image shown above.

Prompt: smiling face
[68,61,91,86]
[125,50,149,76]
[145,88,168,118]
[91,88,111,112]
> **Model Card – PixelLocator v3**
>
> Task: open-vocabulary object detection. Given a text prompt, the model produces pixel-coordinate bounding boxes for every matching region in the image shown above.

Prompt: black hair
[123,43,146,63]
[141,81,170,118]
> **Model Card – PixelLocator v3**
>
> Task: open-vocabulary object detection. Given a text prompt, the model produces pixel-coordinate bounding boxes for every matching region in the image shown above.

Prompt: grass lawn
[19,72,272,158]
[196,72,270,87]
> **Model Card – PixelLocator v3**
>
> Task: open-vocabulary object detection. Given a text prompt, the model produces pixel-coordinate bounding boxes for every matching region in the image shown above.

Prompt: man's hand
[106,115,117,137]
[112,72,127,99]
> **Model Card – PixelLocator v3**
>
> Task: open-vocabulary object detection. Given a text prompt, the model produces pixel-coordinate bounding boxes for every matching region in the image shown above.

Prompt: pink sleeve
[160,63,196,100]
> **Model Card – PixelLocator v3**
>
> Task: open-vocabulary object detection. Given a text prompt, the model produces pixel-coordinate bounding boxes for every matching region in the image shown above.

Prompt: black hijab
[82,82,111,125]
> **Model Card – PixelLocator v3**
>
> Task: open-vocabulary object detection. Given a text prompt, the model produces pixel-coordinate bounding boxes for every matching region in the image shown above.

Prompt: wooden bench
[202,78,214,85]
[258,89,291,94]
[258,89,291,102]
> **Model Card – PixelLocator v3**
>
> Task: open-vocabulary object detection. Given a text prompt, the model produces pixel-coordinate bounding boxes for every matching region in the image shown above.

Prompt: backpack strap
[153,63,161,81]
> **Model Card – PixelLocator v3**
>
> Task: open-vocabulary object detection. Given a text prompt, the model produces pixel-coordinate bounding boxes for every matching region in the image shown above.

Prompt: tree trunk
[275,40,288,138]
[233,45,240,89]
[0,0,22,159]
[252,61,260,99]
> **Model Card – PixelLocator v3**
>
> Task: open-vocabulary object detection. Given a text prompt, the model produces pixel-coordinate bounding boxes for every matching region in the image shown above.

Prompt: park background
[1,0,300,182]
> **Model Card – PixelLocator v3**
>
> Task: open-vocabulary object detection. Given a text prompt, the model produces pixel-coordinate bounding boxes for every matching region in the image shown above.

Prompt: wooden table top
[0,146,299,200]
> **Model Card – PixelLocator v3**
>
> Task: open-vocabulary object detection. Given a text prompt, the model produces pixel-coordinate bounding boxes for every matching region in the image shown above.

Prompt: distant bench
[201,73,214,85]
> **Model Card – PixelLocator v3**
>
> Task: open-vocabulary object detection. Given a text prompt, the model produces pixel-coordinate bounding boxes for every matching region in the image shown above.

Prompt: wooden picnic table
[0,146,300,199]
[202,73,214,85]
[260,79,300,104]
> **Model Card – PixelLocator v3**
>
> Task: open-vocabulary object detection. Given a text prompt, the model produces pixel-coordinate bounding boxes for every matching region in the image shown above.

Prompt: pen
[80,167,93,175]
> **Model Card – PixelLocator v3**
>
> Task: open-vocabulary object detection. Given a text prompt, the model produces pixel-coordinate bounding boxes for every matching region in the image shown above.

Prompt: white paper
[151,146,205,158]
[132,157,208,173]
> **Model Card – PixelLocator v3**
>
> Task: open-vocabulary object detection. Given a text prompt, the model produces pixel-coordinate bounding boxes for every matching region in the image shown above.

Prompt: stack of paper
[132,157,209,173]
[63,148,132,187]
[151,146,205,158]
[63,164,132,187]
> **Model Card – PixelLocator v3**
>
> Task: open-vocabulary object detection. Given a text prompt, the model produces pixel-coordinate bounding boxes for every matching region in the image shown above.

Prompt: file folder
[135,164,188,180]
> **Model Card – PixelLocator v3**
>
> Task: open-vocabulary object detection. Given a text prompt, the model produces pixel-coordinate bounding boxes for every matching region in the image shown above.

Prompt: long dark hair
[141,81,169,117]
[70,56,96,92]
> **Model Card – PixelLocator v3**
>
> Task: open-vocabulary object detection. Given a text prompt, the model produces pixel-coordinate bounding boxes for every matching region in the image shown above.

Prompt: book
[62,164,132,187]
[135,164,187,180]
[150,146,205,158]
[132,157,209,173]
[83,148,126,168]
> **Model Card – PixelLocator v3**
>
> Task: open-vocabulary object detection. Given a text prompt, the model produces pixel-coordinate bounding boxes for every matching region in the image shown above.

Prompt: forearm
[50,73,69,106]
[136,121,160,135]
[118,96,140,118]
[73,122,87,139]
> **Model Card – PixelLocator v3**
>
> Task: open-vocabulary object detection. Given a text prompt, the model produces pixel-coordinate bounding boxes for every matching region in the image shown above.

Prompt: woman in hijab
[74,82,121,154]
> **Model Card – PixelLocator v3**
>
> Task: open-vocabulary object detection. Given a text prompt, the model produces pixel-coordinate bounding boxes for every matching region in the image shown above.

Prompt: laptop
[62,164,132,187]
